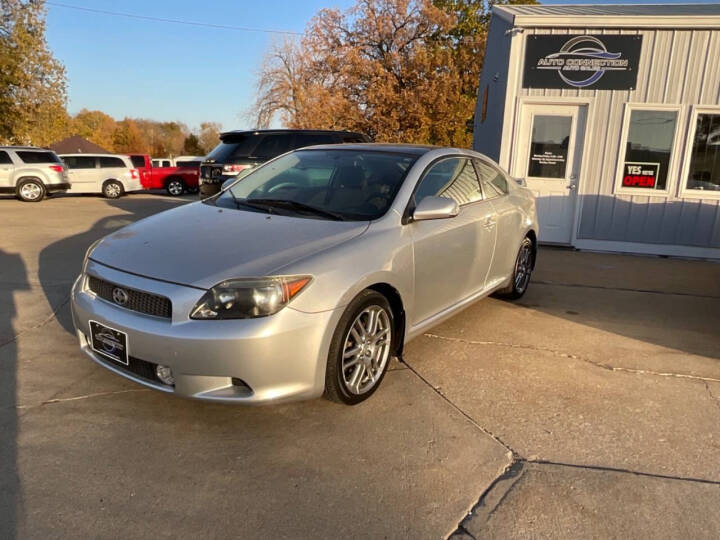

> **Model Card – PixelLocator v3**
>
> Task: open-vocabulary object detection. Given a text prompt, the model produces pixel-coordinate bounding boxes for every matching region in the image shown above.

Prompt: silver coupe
[71,144,538,405]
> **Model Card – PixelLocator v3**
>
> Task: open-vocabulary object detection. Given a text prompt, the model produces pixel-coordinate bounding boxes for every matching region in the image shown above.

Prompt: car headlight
[190,276,312,320]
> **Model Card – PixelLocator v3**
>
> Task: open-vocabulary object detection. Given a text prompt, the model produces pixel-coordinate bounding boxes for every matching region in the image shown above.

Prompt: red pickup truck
[127,154,200,196]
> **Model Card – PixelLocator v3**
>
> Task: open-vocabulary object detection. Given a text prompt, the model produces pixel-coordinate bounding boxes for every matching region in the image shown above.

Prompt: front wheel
[324,290,394,405]
[166,178,185,196]
[497,236,534,299]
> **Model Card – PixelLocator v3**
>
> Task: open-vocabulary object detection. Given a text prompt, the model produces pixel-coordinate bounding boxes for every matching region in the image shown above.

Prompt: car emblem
[112,287,129,306]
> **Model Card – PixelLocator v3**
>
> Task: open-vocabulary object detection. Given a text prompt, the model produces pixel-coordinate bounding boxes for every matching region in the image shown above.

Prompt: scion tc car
[71,144,538,405]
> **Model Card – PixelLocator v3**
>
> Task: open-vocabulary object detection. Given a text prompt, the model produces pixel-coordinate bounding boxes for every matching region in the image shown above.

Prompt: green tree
[0,0,68,145]
[183,133,203,155]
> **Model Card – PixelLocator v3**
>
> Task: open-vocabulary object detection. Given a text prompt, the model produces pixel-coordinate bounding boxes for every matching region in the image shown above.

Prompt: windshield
[214,149,418,221]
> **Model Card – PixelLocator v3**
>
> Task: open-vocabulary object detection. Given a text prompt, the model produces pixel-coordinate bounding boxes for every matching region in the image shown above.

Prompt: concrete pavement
[1,194,719,539]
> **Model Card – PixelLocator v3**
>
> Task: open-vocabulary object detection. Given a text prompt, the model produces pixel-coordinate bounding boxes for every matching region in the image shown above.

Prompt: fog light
[155,364,175,386]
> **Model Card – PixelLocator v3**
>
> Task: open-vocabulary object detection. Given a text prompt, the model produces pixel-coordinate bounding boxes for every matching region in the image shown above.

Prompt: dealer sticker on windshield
[89,320,129,365]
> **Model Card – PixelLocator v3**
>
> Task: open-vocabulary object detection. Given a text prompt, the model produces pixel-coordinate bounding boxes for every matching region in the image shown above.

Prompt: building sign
[523,35,642,90]
[622,162,660,188]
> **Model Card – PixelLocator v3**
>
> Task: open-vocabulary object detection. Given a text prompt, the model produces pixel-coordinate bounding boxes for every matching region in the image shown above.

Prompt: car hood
[89,201,369,289]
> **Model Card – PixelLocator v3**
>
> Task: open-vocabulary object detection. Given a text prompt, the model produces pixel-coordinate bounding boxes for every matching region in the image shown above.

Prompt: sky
[45,0,720,132]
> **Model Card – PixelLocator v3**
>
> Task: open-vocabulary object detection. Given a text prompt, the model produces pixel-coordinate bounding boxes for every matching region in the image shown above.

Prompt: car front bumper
[71,260,342,404]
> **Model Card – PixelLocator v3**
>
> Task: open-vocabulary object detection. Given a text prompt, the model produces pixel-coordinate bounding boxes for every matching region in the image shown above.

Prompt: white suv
[60,154,142,199]
[0,146,70,202]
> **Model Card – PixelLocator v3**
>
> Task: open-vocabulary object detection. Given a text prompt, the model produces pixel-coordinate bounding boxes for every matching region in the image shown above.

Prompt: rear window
[0,151,12,164]
[293,133,336,148]
[205,133,261,162]
[342,134,367,143]
[17,151,60,164]
[99,156,127,168]
[252,134,294,159]
[129,155,146,168]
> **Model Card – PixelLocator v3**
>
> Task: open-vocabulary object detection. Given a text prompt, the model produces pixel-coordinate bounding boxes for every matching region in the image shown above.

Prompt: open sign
[622,162,660,189]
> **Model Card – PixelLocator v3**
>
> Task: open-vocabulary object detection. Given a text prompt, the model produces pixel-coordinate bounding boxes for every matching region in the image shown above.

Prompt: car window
[294,133,336,148]
[413,157,483,206]
[151,160,160,167]
[252,134,295,159]
[342,135,366,143]
[220,149,418,221]
[162,160,171,167]
[129,155,146,168]
[474,159,509,199]
[99,156,126,168]
[176,160,201,168]
[0,151,12,165]
[63,156,96,169]
[16,151,61,164]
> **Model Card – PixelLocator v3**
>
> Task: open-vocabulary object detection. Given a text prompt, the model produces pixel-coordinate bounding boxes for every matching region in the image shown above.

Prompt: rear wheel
[17,179,45,202]
[497,236,534,299]
[102,180,123,199]
[166,178,185,196]
[324,290,394,405]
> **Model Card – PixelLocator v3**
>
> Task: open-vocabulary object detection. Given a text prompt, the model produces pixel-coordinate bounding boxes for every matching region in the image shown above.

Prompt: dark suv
[199,129,370,199]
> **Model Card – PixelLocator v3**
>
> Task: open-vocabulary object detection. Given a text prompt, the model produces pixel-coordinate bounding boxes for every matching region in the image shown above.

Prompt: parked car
[199,129,370,199]
[151,155,204,168]
[60,154,141,199]
[72,144,538,406]
[0,146,70,202]
[127,154,200,196]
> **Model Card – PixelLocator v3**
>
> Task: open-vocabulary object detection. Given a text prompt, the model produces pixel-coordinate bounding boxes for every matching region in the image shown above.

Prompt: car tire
[166,178,185,196]
[324,290,394,405]
[17,178,46,202]
[102,180,123,199]
[497,236,535,300]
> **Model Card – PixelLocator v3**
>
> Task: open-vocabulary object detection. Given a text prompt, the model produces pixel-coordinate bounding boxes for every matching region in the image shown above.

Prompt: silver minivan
[60,154,143,199]
[0,146,70,202]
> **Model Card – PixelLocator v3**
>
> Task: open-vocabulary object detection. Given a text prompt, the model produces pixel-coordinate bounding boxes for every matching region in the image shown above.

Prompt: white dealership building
[474,4,720,259]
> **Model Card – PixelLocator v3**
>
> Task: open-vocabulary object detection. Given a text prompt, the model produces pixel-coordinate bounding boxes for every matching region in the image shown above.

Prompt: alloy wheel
[105,183,121,198]
[341,305,392,395]
[168,180,183,196]
[20,183,42,201]
[514,240,533,293]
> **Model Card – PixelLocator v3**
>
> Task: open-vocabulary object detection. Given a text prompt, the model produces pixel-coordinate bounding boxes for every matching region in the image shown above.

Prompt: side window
[342,135,366,143]
[162,160,171,167]
[0,151,13,165]
[474,159,508,199]
[414,157,482,206]
[16,151,61,164]
[130,155,146,168]
[252,134,294,158]
[295,134,335,148]
[64,156,96,169]
[99,156,126,168]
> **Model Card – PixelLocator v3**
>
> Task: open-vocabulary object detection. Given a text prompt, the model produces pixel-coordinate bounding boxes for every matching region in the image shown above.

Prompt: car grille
[96,352,171,387]
[87,275,172,319]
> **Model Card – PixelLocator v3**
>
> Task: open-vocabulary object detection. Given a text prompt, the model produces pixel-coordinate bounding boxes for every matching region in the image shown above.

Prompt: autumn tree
[72,109,116,150]
[0,0,68,145]
[254,0,534,146]
[183,133,203,155]
[112,118,147,153]
[198,122,221,154]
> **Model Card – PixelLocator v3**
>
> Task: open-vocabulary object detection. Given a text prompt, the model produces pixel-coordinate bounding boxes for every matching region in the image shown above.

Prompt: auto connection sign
[523,35,642,90]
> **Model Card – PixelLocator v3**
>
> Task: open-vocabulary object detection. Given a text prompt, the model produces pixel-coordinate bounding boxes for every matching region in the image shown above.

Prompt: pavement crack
[705,381,720,415]
[401,357,520,459]
[0,294,70,349]
[423,333,720,384]
[16,388,150,410]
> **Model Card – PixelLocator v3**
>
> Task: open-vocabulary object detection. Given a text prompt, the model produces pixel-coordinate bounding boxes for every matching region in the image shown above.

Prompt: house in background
[49,135,110,154]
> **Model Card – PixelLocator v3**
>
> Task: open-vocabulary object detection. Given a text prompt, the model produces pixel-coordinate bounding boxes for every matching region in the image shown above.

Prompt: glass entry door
[514,104,587,244]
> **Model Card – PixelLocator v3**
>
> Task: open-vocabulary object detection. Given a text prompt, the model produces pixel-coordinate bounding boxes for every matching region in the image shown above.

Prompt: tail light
[130,169,139,179]
[222,164,251,174]
[49,165,64,172]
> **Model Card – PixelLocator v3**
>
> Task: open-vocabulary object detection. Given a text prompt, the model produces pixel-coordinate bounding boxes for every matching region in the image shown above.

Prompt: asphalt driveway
[1,194,718,539]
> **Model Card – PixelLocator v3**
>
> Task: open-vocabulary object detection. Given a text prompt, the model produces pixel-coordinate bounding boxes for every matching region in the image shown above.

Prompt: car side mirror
[412,196,459,221]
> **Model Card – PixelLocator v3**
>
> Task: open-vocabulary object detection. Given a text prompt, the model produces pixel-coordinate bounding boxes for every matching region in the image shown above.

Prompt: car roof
[220,128,367,137]
[295,143,439,156]
[0,146,50,151]
[59,153,127,158]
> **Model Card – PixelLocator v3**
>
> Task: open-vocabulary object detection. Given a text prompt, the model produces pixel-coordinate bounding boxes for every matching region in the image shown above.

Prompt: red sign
[622,162,660,189]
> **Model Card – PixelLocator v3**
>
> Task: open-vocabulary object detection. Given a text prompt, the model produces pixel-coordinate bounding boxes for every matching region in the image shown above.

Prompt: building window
[618,109,677,193]
[684,113,720,193]
[528,115,572,178]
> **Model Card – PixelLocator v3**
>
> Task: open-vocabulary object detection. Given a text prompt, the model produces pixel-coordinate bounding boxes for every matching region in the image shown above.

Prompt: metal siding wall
[516,26,720,249]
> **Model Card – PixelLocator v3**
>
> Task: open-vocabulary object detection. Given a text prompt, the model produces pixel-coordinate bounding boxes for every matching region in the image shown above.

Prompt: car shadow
[38,196,193,336]
[0,249,29,538]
